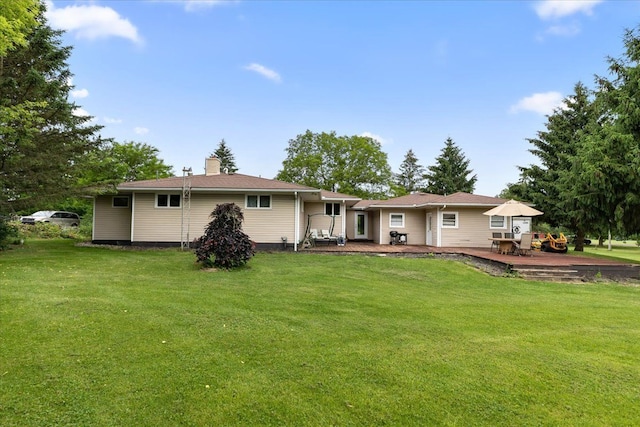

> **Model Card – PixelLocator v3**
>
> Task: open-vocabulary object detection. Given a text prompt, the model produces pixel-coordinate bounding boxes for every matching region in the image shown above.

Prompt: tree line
[7,2,640,253]
[501,27,640,250]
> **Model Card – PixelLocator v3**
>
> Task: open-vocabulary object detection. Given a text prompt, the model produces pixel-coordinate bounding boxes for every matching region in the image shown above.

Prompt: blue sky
[46,0,640,197]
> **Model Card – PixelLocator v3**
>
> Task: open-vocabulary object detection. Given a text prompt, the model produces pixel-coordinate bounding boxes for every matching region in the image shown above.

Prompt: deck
[304,241,640,282]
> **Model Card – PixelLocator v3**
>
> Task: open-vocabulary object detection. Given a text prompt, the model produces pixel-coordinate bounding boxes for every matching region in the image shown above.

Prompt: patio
[303,241,640,282]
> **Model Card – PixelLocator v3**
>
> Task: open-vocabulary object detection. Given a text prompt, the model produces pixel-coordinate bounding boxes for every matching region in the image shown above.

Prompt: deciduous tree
[0,0,40,57]
[276,130,392,199]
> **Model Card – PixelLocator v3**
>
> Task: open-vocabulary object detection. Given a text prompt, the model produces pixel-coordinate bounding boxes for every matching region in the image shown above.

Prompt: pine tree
[393,149,425,195]
[212,139,238,173]
[0,12,104,212]
[423,138,477,195]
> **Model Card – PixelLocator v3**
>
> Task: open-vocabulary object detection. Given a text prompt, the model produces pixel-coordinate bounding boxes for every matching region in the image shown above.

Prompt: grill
[389,231,407,245]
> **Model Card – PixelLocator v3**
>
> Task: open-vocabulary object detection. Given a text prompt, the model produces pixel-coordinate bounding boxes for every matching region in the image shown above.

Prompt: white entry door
[355,213,368,239]
[426,213,433,245]
[512,217,531,240]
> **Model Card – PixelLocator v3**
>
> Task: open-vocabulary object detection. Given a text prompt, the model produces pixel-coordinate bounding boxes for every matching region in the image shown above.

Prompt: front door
[355,213,368,239]
[426,212,433,245]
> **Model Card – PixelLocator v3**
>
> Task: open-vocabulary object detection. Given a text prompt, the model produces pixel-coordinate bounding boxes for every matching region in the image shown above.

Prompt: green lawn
[572,240,640,264]
[2,240,640,426]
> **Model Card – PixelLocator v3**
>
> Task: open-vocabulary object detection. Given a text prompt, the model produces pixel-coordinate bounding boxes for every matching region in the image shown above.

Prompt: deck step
[513,267,582,281]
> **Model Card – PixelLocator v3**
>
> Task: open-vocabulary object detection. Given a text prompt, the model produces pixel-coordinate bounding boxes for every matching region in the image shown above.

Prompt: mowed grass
[580,242,640,264]
[1,240,640,426]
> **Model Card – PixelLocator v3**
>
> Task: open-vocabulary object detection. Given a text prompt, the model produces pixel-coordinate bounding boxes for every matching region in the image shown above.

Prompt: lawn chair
[319,229,338,245]
[515,233,533,256]
[490,232,502,252]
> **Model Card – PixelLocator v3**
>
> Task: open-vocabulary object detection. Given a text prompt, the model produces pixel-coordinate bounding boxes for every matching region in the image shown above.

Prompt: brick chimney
[205,156,221,176]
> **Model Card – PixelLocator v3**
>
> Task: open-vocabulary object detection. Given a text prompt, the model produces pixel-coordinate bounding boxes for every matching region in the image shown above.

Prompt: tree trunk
[573,228,585,252]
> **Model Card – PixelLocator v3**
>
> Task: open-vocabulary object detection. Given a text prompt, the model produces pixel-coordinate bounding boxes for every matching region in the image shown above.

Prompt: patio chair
[515,233,533,256]
[319,229,338,245]
[490,232,502,252]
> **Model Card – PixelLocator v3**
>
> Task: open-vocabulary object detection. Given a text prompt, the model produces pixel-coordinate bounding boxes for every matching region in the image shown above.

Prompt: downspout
[130,192,136,243]
[294,192,299,252]
[379,209,383,244]
[437,204,446,247]
[92,197,96,242]
[342,200,346,237]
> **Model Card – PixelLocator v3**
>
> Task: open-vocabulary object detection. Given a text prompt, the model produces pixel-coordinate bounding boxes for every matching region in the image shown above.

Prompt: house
[348,192,509,248]
[92,157,360,250]
[92,157,511,249]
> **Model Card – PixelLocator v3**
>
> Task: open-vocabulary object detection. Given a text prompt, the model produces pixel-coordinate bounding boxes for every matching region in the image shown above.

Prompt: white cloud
[509,91,565,115]
[104,117,123,124]
[46,1,142,45]
[360,132,389,146]
[243,63,282,83]
[71,88,89,99]
[534,0,602,20]
[134,127,150,135]
[72,107,91,117]
[544,24,581,37]
[184,0,234,12]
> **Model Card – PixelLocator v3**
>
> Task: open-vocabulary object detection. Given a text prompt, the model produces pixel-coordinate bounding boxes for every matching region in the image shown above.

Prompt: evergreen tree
[393,149,425,196]
[423,138,477,195]
[589,26,640,236]
[0,10,104,212]
[212,139,238,173]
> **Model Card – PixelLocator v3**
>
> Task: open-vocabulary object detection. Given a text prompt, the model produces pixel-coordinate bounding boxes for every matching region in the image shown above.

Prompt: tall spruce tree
[576,26,640,239]
[423,138,477,195]
[212,139,238,173]
[393,149,425,196]
[0,9,104,212]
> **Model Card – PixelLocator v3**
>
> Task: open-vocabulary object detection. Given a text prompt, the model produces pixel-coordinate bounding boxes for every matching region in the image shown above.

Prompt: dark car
[20,211,81,227]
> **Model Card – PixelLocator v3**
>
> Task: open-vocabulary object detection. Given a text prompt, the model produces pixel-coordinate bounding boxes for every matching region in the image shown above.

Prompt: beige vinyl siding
[303,202,342,236]
[131,193,296,244]
[93,195,132,241]
[187,194,246,241]
[132,193,183,242]
[345,210,355,239]
[370,210,381,244]
[439,208,493,247]
[242,194,295,243]
[380,209,426,245]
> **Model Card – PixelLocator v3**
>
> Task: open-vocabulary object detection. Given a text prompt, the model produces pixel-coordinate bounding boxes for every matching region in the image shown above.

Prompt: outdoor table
[488,237,520,255]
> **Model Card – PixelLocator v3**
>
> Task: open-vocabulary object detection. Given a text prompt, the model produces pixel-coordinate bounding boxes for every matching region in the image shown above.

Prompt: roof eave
[117,186,318,193]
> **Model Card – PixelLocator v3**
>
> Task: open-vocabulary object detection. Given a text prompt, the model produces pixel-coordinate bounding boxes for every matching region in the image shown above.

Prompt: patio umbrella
[482,200,543,217]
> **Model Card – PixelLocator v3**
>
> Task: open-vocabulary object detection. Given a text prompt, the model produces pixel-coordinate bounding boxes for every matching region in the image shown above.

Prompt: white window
[325,202,341,216]
[441,212,458,228]
[389,213,405,228]
[156,194,181,208]
[246,195,271,209]
[112,196,129,208]
[490,215,506,229]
